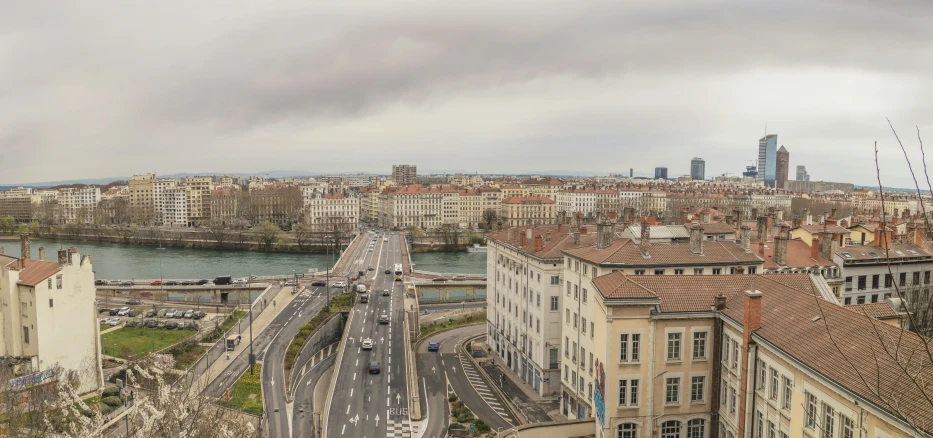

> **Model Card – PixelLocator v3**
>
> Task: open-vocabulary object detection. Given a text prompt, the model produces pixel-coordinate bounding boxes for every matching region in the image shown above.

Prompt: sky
[2,0,933,187]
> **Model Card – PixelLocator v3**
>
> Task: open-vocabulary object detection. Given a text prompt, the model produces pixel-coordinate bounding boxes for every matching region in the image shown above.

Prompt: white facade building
[152,178,178,225]
[301,187,360,232]
[162,187,188,227]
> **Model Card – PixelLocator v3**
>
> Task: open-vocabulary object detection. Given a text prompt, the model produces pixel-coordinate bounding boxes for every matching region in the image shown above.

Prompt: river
[0,238,487,281]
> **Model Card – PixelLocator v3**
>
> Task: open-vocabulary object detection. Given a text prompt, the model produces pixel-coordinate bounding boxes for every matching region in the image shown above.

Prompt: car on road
[119,281,134,286]
[432,277,449,282]
[106,318,121,326]
[350,275,359,281]
[126,299,141,305]
[383,238,388,242]
[181,281,195,286]
[232,278,247,285]
[197,279,211,285]
[165,309,177,318]
[428,342,439,352]
[116,307,130,316]
[368,361,380,374]
[165,281,179,286]
[367,266,374,271]
[452,275,465,281]
[382,289,390,296]
[311,280,327,286]
[332,281,346,288]
[360,295,369,303]
[385,269,391,274]
[95,280,108,286]
[368,246,374,252]
[379,314,389,324]
[362,338,373,350]
[150,280,162,286]
[285,280,296,286]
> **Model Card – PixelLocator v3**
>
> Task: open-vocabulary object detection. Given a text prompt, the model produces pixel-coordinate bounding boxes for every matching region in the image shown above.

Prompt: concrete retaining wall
[287,312,346,392]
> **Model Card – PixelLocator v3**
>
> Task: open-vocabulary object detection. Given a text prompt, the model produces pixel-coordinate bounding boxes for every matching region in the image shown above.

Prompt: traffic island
[218,364,263,416]
[447,393,491,437]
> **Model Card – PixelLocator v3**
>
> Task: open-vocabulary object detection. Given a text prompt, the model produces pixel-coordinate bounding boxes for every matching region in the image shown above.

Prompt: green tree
[257,221,279,250]
[0,216,15,234]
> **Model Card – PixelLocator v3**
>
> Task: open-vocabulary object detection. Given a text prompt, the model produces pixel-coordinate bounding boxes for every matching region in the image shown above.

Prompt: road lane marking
[346,405,350,415]
[350,388,354,397]
[353,372,357,381]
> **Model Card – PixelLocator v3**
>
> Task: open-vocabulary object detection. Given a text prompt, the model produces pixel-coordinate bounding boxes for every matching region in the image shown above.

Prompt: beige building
[503,196,557,227]
[581,272,930,438]
[209,188,240,227]
[128,173,156,225]
[557,189,620,221]
[392,164,417,185]
[301,187,360,232]
[184,176,212,226]
[0,236,102,394]
[0,188,38,223]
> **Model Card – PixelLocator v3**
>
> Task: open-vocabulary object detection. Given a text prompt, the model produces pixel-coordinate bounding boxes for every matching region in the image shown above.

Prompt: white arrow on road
[349,414,359,426]
[432,366,436,374]
[452,366,456,373]
[375,414,380,426]
[381,337,385,343]
[396,393,401,404]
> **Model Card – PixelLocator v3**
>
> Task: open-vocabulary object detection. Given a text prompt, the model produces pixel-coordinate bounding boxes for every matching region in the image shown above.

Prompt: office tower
[796,165,809,181]
[654,167,668,180]
[391,165,417,185]
[757,134,778,187]
[690,157,705,181]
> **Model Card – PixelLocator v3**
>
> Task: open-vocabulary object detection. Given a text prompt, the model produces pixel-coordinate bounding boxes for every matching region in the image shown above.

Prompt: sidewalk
[476,346,562,423]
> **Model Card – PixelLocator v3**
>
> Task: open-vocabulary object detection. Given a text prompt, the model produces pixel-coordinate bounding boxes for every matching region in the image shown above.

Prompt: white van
[357,284,367,294]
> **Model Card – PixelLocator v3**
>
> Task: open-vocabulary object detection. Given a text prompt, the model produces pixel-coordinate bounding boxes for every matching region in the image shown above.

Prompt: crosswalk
[385,418,411,438]
[458,350,514,424]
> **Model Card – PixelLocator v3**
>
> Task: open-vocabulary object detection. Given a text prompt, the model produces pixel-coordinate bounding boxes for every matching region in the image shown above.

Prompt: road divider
[320,301,356,437]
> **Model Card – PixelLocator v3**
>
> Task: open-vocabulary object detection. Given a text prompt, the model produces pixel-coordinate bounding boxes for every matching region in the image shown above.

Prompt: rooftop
[563,237,762,266]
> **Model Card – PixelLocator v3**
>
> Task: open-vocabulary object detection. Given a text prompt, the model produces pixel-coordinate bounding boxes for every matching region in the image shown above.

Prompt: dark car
[119,281,134,286]
[181,281,195,286]
[360,295,369,303]
[145,320,159,328]
[165,281,179,286]
[432,277,449,282]
[382,289,390,296]
[311,280,327,286]
[358,270,364,276]
[126,299,142,305]
[108,309,119,316]
[428,342,439,352]
[196,279,210,285]
[192,311,205,320]
[385,269,391,275]
[98,308,109,314]
[95,280,108,286]
[367,266,374,271]
[368,361,381,374]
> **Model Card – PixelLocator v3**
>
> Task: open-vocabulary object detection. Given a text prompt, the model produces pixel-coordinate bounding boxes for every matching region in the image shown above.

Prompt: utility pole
[248,272,255,375]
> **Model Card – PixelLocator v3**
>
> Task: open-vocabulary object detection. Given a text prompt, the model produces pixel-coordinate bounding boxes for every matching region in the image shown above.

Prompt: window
[618,380,627,405]
[687,419,705,438]
[582,288,588,303]
[770,367,779,401]
[782,376,792,409]
[56,274,62,289]
[842,415,855,438]
[691,376,705,402]
[582,318,587,334]
[885,274,893,288]
[729,386,737,414]
[567,281,571,296]
[857,296,865,304]
[757,411,764,438]
[694,268,704,275]
[667,333,682,361]
[564,337,569,357]
[693,331,707,359]
[758,360,767,390]
[732,340,739,369]
[767,421,775,438]
[872,274,880,289]
[566,309,570,324]
[857,275,866,290]
[47,278,52,288]
[49,299,53,308]
[22,326,29,344]
[536,293,541,307]
[748,266,757,274]
[549,348,558,369]
[822,403,835,437]
[618,423,637,438]
[674,269,685,275]
[913,271,921,285]
[713,268,722,275]
[573,313,578,328]
[630,379,639,405]
[550,296,559,311]
[926,271,931,285]
[634,269,645,275]
[805,392,817,428]
[722,334,730,364]
[844,297,851,305]
[589,352,593,373]
[564,365,568,380]
[721,379,728,406]
[590,322,594,339]
[620,334,628,361]
[536,318,540,333]
[665,377,680,404]
[551,275,559,285]
[899,272,907,287]
[655,269,665,275]
[844,276,852,292]
[574,285,579,300]
[661,421,681,438]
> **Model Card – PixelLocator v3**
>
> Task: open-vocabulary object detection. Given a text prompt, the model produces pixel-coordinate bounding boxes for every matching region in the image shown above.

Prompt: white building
[301,187,360,232]
[58,187,101,224]
[0,236,102,394]
[556,189,619,220]
[162,187,188,227]
[152,178,178,225]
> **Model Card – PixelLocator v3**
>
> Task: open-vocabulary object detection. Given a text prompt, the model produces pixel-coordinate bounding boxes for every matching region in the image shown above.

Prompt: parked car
[98,308,109,314]
[368,246,374,252]
[379,314,389,324]
[119,281,133,286]
[145,309,158,317]
[165,309,177,318]
[145,320,159,328]
[106,318,121,326]
[382,289,390,296]
[181,281,195,286]
[428,341,439,352]
[157,309,168,318]
[452,275,465,281]
[117,307,130,316]
[165,281,179,286]
[165,321,178,329]
[156,321,167,329]
[432,277,449,282]
[150,280,162,286]
[285,280,296,286]
[368,361,381,374]
[213,275,233,286]
[95,280,108,286]
[183,310,194,319]
[196,279,210,285]
[174,310,186,319]
[192,311,205,320]
[332,281,346,288]
[311,280,327,286]
[127,309,139,317]
[126,299,141,305]
[362,338,373,350]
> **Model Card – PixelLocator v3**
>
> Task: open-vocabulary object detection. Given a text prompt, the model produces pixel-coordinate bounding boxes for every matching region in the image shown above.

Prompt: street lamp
[248,272,255,375]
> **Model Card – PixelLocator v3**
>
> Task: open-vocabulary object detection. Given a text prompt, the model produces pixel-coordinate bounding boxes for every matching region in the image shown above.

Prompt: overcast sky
[2,1,932,187]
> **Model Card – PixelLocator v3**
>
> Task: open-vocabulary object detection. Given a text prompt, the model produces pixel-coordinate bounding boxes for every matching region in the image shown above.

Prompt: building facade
[776,146,789,189]
[655,167,669,180]
[691,158,705,181]
[758,135,777,187]
[796,165,809,182]
[392,165,418,185]
[301,188,360,232]
[162,187,188,227]
[502,196,556,227]
[128,173,156,225]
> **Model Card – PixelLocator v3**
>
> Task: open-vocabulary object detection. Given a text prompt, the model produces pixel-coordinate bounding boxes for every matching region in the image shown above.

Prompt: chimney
[519,229,527,246]
[752,208,759,219]
[67,246,77,265]
[38,247,45,261]
[580,227,588,235]
[914,222,926,247]
[740,226,751,251]
[737,289,764,438]
[545,230,552,243]
[774,227,788,266]
[714,294,727,311]
[557,223,563,233]
[811,237,820,260]
[689,223,704,255]
[776,210,784,223]
[58,247,67,266]
[767,215,775,242]
[608,211,617,222]
[526,227,533,242]
[20,233,30,260]
[873,228,883,247]
[534,235,543,252]
[880,229,894,250]
[572,230,580,246]
[758,241,765,256]
[873,209,879,220]
[701,210,711,224]
[831,208,837,219]
[641,220,651,254]
[820,234,834,260]
[596,221,613,250]
[757,216,769,242]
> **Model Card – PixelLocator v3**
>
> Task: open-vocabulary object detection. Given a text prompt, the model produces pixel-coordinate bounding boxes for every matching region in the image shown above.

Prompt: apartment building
[458,189,483,228]
[152,178,178,225]
[209,188,240,226]
[0,235,102,394]
[503,196,556,227]
[0,188,38,223]
[581,272,929,438]
[245,185,302,225]
[641,192,669,215]
[301,187,360,232]
[556,189,620,220]
[834,225,933,306]
[162,187,188,227]
[521,178,563,200]
[377,185,466,229]
[184,176,212,226]
[53,187,101,224]
[318,173,371,187]
[392,165,417,185]
[486,224,593,397]
[559,223,764,420]
[128,173,156,225]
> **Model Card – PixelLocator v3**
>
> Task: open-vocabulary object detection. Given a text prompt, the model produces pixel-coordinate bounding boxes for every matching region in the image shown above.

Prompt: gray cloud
[1,0,932,186]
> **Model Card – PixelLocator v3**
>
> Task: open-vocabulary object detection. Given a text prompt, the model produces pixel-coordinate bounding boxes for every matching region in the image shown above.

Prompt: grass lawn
[219,365,263,416]
[169,341,209,370]
[101,327,196,358]
[203,310,247,343]
[419,313,486,339]
[100,324,112,332]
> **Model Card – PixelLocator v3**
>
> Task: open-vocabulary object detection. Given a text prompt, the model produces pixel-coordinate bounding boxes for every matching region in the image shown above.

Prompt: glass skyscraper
[690,157,705,180]
[757,134,777,187]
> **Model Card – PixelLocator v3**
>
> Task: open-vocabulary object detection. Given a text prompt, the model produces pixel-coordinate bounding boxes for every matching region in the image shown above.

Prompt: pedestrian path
[458,349,513,423]
[385,417,412,438]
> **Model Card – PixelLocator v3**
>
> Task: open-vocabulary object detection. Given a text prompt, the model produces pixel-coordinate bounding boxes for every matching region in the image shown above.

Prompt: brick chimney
[737,289,763,438]
[67,247,77,265]
[640,220,651,255]
[572,230,580,246]
[757,216,769,242]
[689,223,704,255]
[557,223,563,233]
[580,227,588,235]
[519,229,527,246]
[596,220,613,250]
[774,227,788,266]
[714,294,727,311]
[20,233,30,260]
[38,247,45,261]
[914,222,927,247]
[57,247,67,266]
[831,208,837,219]
[740,225,750,251]
[534,235,543,252]
[811,237,820,261]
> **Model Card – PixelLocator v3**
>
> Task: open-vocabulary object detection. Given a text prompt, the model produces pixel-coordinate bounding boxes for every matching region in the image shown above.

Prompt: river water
[0,238,487,281]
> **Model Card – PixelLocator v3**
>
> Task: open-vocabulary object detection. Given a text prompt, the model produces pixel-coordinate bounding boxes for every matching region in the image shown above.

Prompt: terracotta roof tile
[564,238,762,266]
[760,239,835,269]
[849,302,901,320]
[487,225,596,258]
[6,259,61,287]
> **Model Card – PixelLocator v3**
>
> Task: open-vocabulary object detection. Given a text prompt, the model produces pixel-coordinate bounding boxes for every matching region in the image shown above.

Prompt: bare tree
[482,208,498,229]
[257,220,279,250]
[206,225,231,249]
[293,222,312,251]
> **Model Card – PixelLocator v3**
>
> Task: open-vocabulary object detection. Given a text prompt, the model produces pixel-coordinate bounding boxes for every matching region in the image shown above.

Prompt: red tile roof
[563,238,762,266]
[760,238,835,269]
[487,225,596,258]
[849,302,901,320]
[6,259,61,287]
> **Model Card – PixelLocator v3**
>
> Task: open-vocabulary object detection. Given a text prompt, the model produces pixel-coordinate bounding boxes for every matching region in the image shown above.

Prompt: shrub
[101,396,123,407]
[448,395,458,402]
[475,420,490,432]
[102,387,121,397]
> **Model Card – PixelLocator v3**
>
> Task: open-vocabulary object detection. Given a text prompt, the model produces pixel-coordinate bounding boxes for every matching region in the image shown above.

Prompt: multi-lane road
[326,231,412,438]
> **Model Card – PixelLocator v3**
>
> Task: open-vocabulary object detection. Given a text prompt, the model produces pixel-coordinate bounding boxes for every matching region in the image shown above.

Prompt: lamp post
[248,272,255,375]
